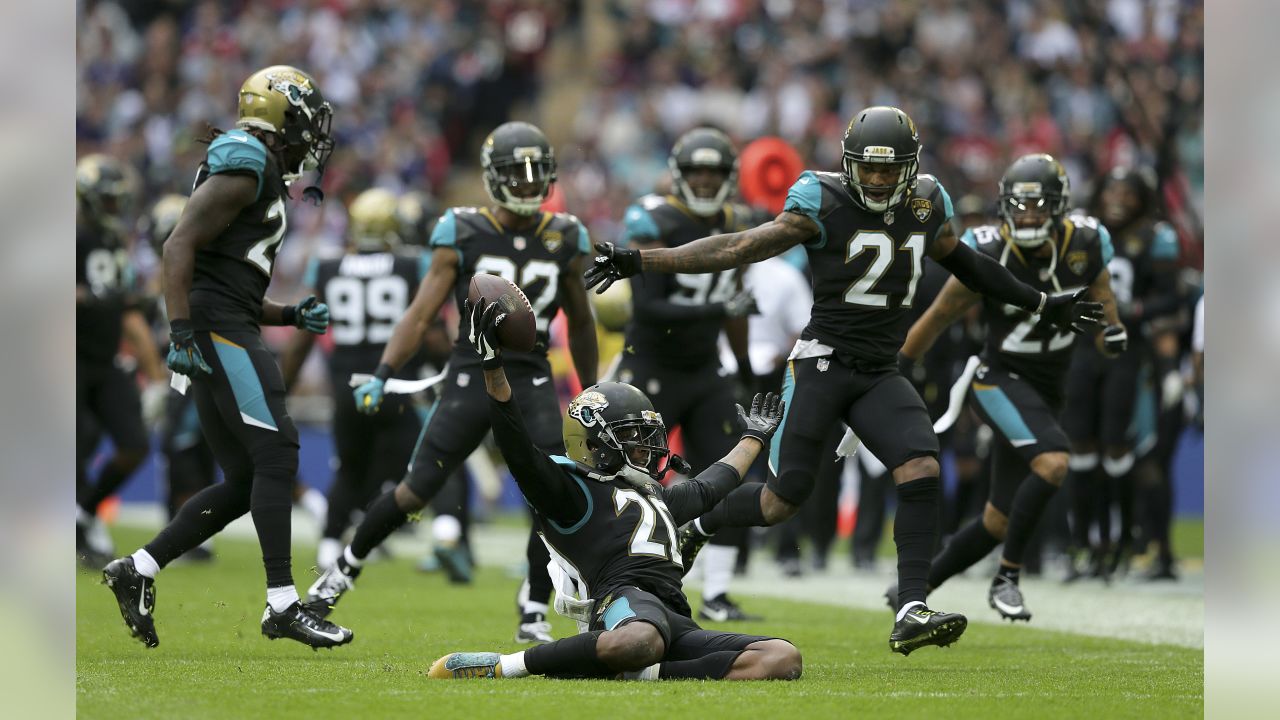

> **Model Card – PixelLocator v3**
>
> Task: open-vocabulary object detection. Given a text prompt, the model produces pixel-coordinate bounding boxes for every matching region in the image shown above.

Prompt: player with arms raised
[305,122,598,645]
[102,66,352,649]
[896,154,1124,621]
[586,106,1104,654]
[426,298,800,681]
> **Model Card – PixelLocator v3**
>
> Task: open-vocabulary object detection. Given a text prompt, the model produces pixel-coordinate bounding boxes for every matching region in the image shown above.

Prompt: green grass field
[77,528,1202,719]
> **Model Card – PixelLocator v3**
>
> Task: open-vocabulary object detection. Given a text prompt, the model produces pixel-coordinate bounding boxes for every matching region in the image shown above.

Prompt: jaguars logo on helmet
[563,382,678,483]
[236,65,335,184]
[669,127,739,217]
[997,153,1070,249]
[481,122,556,216]
[841,106,921,213]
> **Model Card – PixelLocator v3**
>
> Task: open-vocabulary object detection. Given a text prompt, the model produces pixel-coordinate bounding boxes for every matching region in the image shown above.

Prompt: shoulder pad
[206,130,269,198]
[1066,213,1113,265]
[430,208,460,250]
[621,202,662,246]
[783,170,829,248]
[914,174,954,220]
[550,212,592,254]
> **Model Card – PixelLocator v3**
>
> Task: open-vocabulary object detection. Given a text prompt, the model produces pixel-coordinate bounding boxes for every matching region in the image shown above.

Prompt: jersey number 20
[613,488,682,568]
[245,198,287,276]
[844,231,925,308]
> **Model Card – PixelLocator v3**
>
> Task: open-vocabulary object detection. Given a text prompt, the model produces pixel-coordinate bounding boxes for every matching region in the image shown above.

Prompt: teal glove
[354,376,386,415]
[166,319,213,377]
[287,295,330,334]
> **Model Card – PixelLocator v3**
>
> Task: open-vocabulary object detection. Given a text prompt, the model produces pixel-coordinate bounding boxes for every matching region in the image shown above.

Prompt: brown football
[467,273,537,352]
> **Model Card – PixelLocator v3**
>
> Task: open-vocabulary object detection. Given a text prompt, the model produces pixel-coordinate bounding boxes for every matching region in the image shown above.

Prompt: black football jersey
[76,220,135,365]
[187,129,288,332]
[430,206,590,368]
[1105,218,1180,336]
[620,195,765,368]
[538,457,690,616]
[783,170,955,366]
[966,215,1111,396]
[305,249,428,378]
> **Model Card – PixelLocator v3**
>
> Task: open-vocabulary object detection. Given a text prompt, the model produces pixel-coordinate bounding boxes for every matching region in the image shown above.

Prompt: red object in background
[739,137,804,214]
[540,183,566,214]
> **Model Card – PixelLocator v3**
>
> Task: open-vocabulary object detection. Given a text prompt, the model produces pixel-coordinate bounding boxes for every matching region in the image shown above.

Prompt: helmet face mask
[669,128,738,217]
[563,384,675,482]
[998,154,1070,249]
[237,66,335,182]
[841,106,921,213]
[482,122,556,216]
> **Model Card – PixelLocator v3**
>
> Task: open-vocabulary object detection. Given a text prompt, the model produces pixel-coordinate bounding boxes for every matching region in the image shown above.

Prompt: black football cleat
[889,605,967,656]
[261,602,354,650]
[676,523,711,577]
[102,557,159,648]
[698,593,763,622]
[988,576,1032,622]
[514,612,554,644]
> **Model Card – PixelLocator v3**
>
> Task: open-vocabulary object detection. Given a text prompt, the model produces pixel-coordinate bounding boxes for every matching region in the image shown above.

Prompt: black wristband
[169,318,193,341]
[373,363,395,382]
[281,304,298,327]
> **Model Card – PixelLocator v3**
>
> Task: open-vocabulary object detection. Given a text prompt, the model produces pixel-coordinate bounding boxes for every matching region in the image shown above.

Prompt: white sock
[432,514,462,545]
[130,549,159,578]
[623,663,661,681]
[896,600,924,622]
[700,544,737,601]
[300,488,328,522]
[267,585,300,613]
[343,545,364,569]
[499,651,530,678]
[317,538,342,570]
[522,601,549,618]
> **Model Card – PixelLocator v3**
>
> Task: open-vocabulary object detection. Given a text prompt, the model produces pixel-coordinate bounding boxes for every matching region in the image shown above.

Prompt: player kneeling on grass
[428,298,801,681]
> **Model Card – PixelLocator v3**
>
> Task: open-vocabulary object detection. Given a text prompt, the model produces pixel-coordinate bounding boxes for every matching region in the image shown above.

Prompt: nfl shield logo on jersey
[910,198,932,223]
[1067,250,1089,275]
[543,230,563,253]
[817,358,830,372]
[513,236,527,251]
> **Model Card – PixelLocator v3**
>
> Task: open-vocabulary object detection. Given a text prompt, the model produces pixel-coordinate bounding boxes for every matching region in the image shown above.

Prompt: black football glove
[584,242,642,294]
[465,298,506,369]
[1101,324,1128,357]
[1040,288,1105,334]
[737,392,785,446]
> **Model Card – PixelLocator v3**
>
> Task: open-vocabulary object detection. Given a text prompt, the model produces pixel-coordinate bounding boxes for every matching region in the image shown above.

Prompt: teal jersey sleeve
[1151,223,1179,261]
[783,171,827,248]
[302,256,319,289]
[960,227,977,249]
[1097,222,1115,265]
[429,209,460,264]
[620,204,660,247]
[573,216,591,254]
[418,249,432,280]
[934,179,955,221]
[206,129,269,200]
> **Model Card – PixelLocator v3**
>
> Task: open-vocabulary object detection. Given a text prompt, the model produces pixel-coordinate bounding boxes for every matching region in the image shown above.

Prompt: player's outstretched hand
[166,319,213,377]
[1041,288,1105,334]
[291,295,331,334]
[737,392,785,446]
[353,377,385,414]
[584,242,642,294]
[465,298,506,369]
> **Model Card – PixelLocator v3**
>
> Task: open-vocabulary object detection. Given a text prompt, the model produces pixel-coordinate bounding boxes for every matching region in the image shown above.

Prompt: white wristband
[1034,292,1047,315]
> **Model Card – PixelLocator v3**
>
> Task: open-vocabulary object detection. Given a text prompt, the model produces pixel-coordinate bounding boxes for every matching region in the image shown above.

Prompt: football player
[585,106,1104,654]
[896,154,1124,621]
[102,66,353,649]
[76,154,168,567]
[426,299,800,681]
[305,122,599,645]
[1062,167,1181,579]
[615,127,762,621]
[280,188,442,571]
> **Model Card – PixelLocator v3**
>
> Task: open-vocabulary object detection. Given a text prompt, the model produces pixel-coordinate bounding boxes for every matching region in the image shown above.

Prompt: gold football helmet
[146,193,188,252]
[237,65,334,182]
[347,188,401,251]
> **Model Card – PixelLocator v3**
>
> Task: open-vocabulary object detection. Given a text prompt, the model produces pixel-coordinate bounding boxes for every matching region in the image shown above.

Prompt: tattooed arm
[641,212,817,274]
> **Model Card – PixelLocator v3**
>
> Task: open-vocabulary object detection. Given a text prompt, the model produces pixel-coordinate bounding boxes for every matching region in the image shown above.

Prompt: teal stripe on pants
[768,361,797,476]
